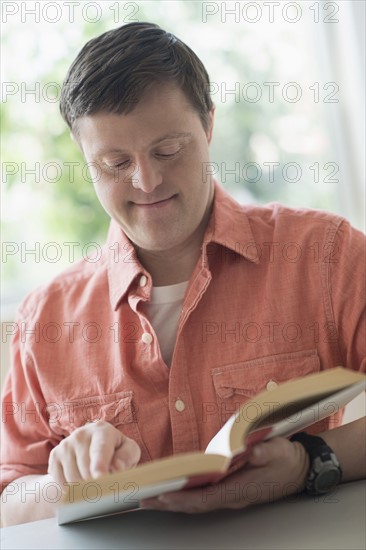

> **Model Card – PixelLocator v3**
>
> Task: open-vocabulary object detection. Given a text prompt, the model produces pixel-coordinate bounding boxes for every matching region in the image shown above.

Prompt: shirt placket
[168,265,212,454]
[129,274,168,369]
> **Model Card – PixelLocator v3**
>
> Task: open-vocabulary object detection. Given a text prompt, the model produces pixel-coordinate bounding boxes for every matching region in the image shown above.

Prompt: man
[1,22,365,526]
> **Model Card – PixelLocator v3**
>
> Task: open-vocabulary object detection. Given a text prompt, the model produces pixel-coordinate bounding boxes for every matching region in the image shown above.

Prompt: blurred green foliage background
[2,1,344,309]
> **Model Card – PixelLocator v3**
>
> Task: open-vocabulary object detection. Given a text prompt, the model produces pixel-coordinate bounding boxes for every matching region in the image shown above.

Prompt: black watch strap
[290,431,343,495]
[290,432,329,458]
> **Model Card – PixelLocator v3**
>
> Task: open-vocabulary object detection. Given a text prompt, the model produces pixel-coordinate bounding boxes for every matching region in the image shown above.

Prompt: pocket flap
[50,390,136,436]
[211,349,320,399]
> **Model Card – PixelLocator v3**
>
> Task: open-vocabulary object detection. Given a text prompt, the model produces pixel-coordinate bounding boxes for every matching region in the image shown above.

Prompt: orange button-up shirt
[1,182,365,491]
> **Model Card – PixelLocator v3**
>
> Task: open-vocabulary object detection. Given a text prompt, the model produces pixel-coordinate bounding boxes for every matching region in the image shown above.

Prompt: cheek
[169,156,206,192]
[186,143,211,183]
[92,180,107,205]
[92,178,118,215]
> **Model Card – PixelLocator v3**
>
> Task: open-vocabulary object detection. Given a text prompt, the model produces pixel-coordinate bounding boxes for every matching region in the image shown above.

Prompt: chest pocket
[211,349,320,425]
[50,390,151,463]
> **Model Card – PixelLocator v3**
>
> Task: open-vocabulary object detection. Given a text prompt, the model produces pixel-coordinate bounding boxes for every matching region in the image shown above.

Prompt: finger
[140,494,197,513]
[74,442,92,480]
[248,438,288,467]
[89,426,123,478]
[109,456,128,473]
[247,444,268,466]
[114,436,141,470]
[48,451,67,488]
[62,449,84,483]
[141,487,222,514]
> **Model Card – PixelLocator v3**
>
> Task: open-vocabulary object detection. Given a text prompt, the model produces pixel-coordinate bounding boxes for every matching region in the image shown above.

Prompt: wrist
[292,441,310,493]
[290,432,343,495]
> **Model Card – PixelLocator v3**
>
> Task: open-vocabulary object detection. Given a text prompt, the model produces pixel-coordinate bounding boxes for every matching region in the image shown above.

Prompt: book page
[260,380,366,440]
[58,477,188,525]
[204,414,237,457]
[205,373,365,456]
[229,368,366,453]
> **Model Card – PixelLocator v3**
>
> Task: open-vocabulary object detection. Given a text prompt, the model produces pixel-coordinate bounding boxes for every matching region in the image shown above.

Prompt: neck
[138,243,201,286]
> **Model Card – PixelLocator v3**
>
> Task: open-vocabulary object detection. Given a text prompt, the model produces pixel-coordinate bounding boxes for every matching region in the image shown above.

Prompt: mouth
[131,194,178,209]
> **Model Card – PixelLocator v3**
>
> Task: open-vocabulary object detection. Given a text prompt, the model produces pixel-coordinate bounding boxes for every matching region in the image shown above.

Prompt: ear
[206,104,215,145]
[70,129,84,153]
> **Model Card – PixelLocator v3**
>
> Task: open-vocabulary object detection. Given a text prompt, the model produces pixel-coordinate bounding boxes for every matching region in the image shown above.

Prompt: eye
[103,160,131,170]
[155,146,181,159]
[114,161,130,168]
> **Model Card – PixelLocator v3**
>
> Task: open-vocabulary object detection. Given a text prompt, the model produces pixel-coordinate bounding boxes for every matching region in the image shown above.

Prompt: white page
[204,414,238,457]
[204,380,365,456]
[58,477,188,525]
[262,380,366,440]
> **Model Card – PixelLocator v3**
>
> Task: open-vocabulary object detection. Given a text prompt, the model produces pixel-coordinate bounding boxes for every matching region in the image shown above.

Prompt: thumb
[113,435,141,470]
[248,439,284,466]
[248,438,286,467]
[248,444,269,466]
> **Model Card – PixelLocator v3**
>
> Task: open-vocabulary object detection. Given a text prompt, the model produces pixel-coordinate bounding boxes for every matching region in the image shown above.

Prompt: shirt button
[175,399,185,412]
[139,275,147,287]
[266,379,278,391]
[141,332,153,345]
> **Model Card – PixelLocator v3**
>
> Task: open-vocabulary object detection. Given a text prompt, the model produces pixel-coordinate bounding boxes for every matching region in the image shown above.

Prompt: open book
[58,367,365,524]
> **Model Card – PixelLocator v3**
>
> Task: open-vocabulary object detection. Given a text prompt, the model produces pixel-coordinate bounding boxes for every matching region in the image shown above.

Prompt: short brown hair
[60,22,213,133]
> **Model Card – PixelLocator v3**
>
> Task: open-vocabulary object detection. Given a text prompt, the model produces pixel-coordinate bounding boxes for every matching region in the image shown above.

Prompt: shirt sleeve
[1,309,62,493]
[330,219,366,374]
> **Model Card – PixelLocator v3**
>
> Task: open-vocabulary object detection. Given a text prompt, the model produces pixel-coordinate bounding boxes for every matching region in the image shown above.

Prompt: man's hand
[48,420,141,487]
[141,437,309,513]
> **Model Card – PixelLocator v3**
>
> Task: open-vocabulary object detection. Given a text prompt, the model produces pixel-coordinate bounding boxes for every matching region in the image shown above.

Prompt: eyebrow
[97,132,193,157]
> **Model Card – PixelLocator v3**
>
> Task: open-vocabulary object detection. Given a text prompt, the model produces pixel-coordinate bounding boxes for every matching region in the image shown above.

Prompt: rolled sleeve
[329,220,366,374]
[1,312,61,493]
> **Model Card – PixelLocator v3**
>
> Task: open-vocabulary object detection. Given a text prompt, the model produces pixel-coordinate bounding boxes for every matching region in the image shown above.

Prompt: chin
[141,241,176,252]
[138,234,183,251]
[136,230,180,249]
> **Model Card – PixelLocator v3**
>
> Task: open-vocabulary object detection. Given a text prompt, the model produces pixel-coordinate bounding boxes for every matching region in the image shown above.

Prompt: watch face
[316,468,341,493]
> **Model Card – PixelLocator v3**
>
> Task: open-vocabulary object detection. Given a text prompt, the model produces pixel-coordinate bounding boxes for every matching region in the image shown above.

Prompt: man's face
[76,84,215,254]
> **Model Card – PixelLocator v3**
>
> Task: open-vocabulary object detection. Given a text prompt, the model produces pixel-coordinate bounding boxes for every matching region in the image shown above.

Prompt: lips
[132,194,177,207]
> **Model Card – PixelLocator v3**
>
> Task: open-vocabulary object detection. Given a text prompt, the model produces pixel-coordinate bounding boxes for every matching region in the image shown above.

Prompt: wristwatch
[290,431,343,495]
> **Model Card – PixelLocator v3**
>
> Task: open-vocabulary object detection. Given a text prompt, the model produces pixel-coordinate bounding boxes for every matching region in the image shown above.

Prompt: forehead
[75,83,200,155]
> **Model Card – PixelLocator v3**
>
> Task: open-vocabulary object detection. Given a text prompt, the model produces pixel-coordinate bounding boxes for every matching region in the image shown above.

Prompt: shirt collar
[201,180,260,266]
[107,180,259,310]
[106,222,147,310]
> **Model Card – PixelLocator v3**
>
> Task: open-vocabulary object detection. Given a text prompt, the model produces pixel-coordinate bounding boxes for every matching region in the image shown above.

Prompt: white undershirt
[140,281,189,367]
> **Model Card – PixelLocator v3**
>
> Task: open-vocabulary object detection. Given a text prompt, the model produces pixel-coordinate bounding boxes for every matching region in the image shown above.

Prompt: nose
[130,156,163,194]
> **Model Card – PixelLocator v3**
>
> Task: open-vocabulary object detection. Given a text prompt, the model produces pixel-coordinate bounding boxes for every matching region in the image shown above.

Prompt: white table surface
[2,480,365,550]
